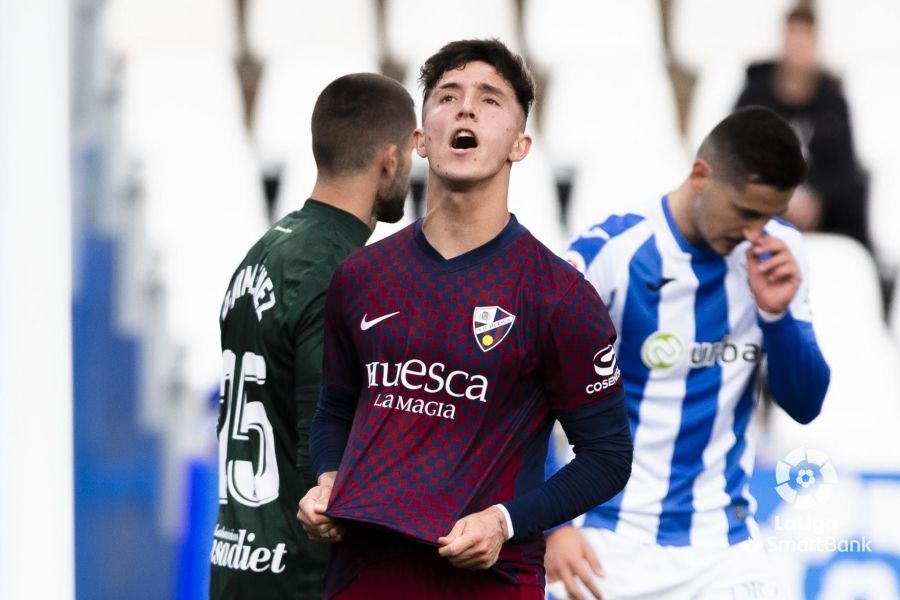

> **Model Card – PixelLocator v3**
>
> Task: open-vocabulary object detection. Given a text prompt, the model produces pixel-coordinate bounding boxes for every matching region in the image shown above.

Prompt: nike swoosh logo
[646,277,675,291]
[360,311,400,331]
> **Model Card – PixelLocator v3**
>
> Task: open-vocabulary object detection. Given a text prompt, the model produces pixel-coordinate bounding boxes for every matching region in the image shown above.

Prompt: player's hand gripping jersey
[311,216,632,587]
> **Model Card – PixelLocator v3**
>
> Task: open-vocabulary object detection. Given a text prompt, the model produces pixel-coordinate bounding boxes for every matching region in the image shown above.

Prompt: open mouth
[451,129,478,150]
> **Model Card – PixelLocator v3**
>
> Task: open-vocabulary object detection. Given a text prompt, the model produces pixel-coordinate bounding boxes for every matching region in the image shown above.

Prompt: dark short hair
[418,38,536,124]
[786,6,816,27]
[698,106,807,191]
[311,73,416,176]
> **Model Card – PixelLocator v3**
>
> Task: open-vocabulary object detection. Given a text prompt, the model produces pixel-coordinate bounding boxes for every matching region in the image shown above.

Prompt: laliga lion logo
[775,447,838,509]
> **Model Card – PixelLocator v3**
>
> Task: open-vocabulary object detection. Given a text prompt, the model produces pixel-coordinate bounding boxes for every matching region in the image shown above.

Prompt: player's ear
[413,126,427,158]
[508,131,532,163]
[689,158,713,193]
[381,143,399,177]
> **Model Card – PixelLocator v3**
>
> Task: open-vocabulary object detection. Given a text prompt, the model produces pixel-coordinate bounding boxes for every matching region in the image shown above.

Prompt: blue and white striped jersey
[562,196,829,548]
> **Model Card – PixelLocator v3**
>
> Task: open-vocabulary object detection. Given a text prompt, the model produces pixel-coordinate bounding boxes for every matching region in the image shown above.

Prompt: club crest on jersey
[472,306,516,352]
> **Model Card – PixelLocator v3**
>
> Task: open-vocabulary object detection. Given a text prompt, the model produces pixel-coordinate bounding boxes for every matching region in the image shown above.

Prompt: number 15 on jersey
[218,350,280,507]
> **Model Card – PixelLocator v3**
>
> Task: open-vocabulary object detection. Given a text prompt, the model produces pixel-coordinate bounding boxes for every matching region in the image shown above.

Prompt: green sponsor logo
[640,332,684,370]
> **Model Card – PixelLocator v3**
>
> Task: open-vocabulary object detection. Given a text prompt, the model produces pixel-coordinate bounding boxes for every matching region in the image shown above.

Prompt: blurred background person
[735,5,870,248]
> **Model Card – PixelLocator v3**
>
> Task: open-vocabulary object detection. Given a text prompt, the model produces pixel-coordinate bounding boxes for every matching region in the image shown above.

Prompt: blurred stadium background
[2,0,899,598]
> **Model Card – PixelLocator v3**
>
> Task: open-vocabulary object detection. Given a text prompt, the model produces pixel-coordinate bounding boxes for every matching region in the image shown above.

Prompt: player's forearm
[503,393,633,540]
[309,388,355,477]
[760,312,830,424]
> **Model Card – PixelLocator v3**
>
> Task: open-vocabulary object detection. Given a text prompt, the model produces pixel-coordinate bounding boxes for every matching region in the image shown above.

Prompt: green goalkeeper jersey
[210,200,371,599]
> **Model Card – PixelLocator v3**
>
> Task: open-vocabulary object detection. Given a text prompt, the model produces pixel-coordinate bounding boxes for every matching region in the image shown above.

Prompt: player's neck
[667,181,701,244]
[309,172,378,230]
[421,173,511,259]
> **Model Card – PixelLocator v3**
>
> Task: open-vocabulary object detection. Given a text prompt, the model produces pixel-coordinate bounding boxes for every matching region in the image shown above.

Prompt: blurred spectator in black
[736,6,869,248]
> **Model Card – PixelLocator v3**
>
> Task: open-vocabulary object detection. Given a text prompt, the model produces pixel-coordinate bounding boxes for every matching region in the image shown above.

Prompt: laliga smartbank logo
[767,448,873,554]
[775,447,838,509]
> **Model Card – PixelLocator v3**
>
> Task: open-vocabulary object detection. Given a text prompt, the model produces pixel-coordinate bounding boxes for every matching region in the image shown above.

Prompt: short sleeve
[564,229,616,306]
[542,277,623,414]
